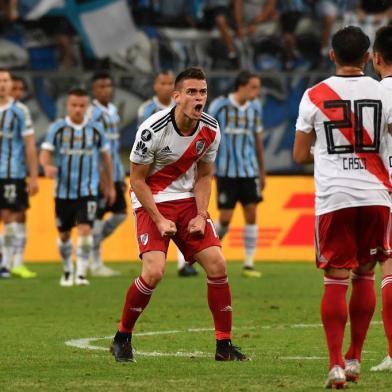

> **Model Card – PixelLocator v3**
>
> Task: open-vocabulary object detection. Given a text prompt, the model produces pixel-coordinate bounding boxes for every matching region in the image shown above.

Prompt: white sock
[92,220,105,268]
[76,235,93,278]
[177,249,186,269]
[13,223,27,268]
[101,213,126,239]
[243,224,258,268]
[2,223,17,269]
[57,238,73,273]
[214,221,229,239]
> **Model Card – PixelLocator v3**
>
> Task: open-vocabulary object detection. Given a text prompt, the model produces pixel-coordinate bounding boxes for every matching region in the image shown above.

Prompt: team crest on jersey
[141,129,152,142]
[196,139,206,155]
[140,233,149,245]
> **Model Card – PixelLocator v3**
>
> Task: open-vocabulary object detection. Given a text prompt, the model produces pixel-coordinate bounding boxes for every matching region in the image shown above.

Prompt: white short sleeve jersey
[130,107,221,209]
[296,75,392,215]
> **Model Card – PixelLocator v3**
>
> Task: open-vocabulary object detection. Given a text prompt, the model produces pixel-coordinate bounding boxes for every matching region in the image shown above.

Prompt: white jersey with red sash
[296,75,392,215]
[130,107,221,209]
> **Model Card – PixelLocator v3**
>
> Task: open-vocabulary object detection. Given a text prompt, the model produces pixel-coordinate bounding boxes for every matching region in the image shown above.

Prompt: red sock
[382,275,392,357]
[345,272,376,361]
[321,275,349,369]
[207,276,232,340]
[119,276,154,333]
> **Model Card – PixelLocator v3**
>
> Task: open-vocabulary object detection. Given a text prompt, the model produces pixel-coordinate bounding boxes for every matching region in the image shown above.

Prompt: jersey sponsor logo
[196,139,206,155]
[59,148,94,156]
[135,141,148,156]
[140,233,149,245]
[141,129,152,142]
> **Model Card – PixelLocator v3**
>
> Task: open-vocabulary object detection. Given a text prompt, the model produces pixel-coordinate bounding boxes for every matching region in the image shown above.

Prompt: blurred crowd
[0,0,391,73]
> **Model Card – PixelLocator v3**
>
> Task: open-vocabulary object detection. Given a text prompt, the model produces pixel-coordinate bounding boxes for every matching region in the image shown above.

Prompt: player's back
[298,75,392,200]
[0,100,34,179]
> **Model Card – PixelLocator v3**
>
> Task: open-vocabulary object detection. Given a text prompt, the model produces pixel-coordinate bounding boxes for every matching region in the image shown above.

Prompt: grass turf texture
[1,262,391,391]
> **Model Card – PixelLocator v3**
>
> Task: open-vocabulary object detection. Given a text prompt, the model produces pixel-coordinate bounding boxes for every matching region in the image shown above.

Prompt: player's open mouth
[195,104,203,113]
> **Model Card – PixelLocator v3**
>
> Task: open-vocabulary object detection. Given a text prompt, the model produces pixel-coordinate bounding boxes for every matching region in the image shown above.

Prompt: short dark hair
[11,75,26,84]
[154,70,174,81]
[374,25,392,65]
[68,87,89,97]
[234,70,260,91]
[91,71,112,83]
[174,67,206,89]
[0,68,10,75]
[331,26,370,66]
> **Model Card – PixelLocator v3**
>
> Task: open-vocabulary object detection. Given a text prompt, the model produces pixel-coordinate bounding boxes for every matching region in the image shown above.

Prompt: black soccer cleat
[110,331,135,362]
[215,339,249,361]
[178,264,198,277]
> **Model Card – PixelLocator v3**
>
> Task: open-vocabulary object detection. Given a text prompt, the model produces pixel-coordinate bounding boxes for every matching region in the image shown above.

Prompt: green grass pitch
[1,262,391,391]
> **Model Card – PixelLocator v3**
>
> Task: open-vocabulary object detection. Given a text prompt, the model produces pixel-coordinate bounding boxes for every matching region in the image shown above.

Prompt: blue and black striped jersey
[42,116,109,199]
[0,99,34,179]
[208,94,263,178]
[89,99,124,182]
[137,96,174,127]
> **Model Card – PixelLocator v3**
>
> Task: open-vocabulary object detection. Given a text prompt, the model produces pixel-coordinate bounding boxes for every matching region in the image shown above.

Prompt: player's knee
[78,235,93,254]
[205,251,227,277]
[143,268,164,287]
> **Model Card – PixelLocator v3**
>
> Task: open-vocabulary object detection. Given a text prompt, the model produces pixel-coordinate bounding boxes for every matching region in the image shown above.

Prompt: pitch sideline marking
[65,321,383,359]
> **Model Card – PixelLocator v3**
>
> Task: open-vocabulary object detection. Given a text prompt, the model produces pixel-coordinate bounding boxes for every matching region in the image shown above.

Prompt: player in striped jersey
[369,25,392,373]
[137,71,175,127]
[111,67,248,363]
[88,72,125,277]
[208,70,266,278]
[294,26,392,388]
[0,69,39,279]
[138,70,197,277]
[40,88,115,287]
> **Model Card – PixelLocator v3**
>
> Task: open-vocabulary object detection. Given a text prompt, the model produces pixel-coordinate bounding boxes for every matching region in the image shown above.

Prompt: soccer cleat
[242,266,262,278]
[60,271,74,287]
[75,275,90,286]
[11,265,37,279]
[324,365,346,389]
[370,355,392,372]
[90,264,121,277]
[110,333,135,362]
[344,359,360,382]
[215,340,249,361]
[178,264,198,277]
[0,266,11,278]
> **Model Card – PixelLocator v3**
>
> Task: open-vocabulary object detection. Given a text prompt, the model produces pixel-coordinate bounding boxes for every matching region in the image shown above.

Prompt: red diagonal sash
[147,126,216,194]
[308,82,392,191]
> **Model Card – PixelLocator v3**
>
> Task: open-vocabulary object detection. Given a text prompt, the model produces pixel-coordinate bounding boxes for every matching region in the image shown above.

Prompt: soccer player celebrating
[294,26,392,388]
[40,88,115,287]
[111,67,248,362]
[0,69,39,279]
[89,72,126,277]
[370,25,392,372]
[209,70,266,278]
[138,70,198,277]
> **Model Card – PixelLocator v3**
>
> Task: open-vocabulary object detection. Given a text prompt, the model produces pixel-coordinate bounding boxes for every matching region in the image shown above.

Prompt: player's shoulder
[88,119,105,133]
[139,107,172,133]
[48,118,67,133]
[138,98,154,114]
[250,98,262,111]
[11,100,31,117]
[209,95,229,109]
[200,111,219,129]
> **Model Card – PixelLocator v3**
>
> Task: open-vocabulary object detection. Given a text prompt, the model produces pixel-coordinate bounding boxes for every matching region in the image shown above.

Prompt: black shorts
[216,177,262,210]
[55,196,98,232]
[96,181,127,219]
[0,179,29,211]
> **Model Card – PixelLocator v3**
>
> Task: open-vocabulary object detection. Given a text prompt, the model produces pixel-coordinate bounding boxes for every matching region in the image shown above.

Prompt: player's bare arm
[188,160,214,235]
[293,129,316,164]
[39,149,57,179]
[101,150,116,206]
[130,162,177,237]
[23,134,39,196]
[255,132,266,190]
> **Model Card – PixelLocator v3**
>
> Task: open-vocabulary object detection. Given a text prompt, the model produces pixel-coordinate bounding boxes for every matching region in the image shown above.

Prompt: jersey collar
[0,97,14,111]
[170,106,199,137]
[65,116,88,129]
[92,99,113,113]
[229,93,250,110]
